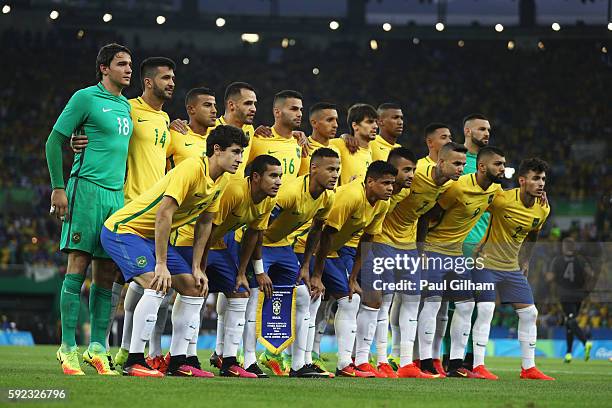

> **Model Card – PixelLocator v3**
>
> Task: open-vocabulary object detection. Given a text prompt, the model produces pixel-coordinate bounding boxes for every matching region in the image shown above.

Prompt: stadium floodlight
[608,22,612,31]
[49,10,59,20]
[312,67,320,75]
[156,15,166,25]
[551,22,561,31]
[413,37,420,44]
[538,41,545,50]
[329,20,339,30]
[507,40,515,50]
[2,5,10,14]
[241,33,259,43]
[458,40,465,47]
[602,46,607,54]
[216,17,226,27]
[382,23,392,32]
[77,29,85,39]
[289,39,296,46]
[102,13,112,23]
[435,22,444,32]
[281,38,289,48]
[495,24,504,32]
[182,57,189,65]
[370,39,378,50]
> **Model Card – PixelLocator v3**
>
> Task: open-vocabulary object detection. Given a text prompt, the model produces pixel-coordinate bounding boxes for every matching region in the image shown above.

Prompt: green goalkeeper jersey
[53,83,133,190]
[463,150,490,246]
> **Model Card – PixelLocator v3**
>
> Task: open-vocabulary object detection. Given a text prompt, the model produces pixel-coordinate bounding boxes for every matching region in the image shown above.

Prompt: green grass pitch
[1,345,611,407]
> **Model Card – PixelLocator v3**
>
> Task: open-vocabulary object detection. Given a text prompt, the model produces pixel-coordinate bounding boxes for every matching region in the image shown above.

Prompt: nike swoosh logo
[457,371,467,377]
[268,150,278,154]
[194,193,205,198]
[137,118,147,122]
[476,342,487,347]
[237,323,245,327]
[229,369,239,375]
[363,338,372,341]
[131,367,155,375]
[63,289,80,295]
[185,143,194,146]
[425,331,433,334]
[342,370,356,377]
[409,319,418,322]
[504,215,513,219]
[178,370,193,376]
[464,202,473,206]
[463,333,470,336]
[529,343,536,347]
[379,147,386,150]
[103,108,112,112]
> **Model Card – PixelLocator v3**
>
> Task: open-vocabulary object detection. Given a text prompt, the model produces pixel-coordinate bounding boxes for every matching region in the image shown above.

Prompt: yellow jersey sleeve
[167,127,207,170]
[329,138,372,186]
[247,127,302,182]
[124,98,171,203]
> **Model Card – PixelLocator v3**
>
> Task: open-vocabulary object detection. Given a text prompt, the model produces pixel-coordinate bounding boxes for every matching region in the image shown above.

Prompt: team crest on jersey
[272,299,282,315]
[532,218,540,228]
[71,232,81,243]
[136,256,147,268]
[488,194,494,204]
[296,147,301,158]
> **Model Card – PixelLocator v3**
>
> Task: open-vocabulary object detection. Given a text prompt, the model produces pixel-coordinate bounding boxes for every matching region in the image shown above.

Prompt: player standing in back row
[45,43,134,376]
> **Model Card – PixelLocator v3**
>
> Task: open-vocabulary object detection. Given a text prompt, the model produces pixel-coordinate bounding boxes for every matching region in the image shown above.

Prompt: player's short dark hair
[366,160,398,180]
[387,147,416,164]
[477,146,505,164]
[309,102,337,118]
[424,122,451,139]
[140,57,176,88]
[347,104,378,135]
[311,147,340,163]
[377,103,402,113]
[463,113,488,127]
[249,155,282,177]
[518,158,549,177]
[185,87,215,106]
[439,141,468,158]
[274,90,303,106]
[95,43,132,82]
[206,125,249,157]
[224,82,256,104]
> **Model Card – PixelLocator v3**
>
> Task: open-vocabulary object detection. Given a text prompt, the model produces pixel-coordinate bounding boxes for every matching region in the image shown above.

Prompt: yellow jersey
[242,175,334,248]
[375,164,449,249]
[370,135,401,162]
[425,173,501,256]
[105,157,229,239]
[247,127,302,182]
[298,136,341,176]
[480,188,550,271]
[325,180,389,255]
[329,138,372,186]
[208,177,276,250]
[417,155,453,192]
[124,97,171,203]
[166,125,208,169]
[213,116,254,178]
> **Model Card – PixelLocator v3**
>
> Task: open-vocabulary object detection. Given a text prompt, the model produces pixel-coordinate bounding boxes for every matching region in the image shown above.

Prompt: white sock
[389,293,401,358]
[399,294,420,366]
[472,302,495,367]
[375,293,393,365]
[334,295,360,369]
[149,289,173,357]
[105,282,124,350]
[433,301,449,360]
[129,289,164,354]
[215,293,228,355]
[186,315,200,358]
[450,300,475,360]
[355,303,379,366]
[517,305,538,369]
[169,295,203,357]
[417,298,441,360]
[121,281,144,351]
[313,299,330,356]
[243,288,259,369]
[223,297,248,359]
[291,285,311,370]
[305,296,321,365]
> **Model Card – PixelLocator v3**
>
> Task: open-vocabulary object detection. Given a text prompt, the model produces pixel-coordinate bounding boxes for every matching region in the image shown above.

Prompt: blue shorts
[174,233,246,294]
[472,268,534,304]
[362,244,421,295]
[321,246,357,296]
[100,226,190,281]
[423,251,473,300]
[248,245,300,288]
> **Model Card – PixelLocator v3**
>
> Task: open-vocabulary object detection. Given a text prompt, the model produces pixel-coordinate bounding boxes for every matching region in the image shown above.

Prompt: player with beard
[471,158,555,380]
[370,103,403,161]
[417,146,504,378]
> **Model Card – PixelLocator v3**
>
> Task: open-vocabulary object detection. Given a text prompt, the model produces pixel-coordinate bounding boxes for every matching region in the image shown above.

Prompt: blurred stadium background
[0,0,610,359]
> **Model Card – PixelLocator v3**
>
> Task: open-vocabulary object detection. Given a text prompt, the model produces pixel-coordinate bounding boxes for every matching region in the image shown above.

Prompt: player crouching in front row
[100,125,248,377]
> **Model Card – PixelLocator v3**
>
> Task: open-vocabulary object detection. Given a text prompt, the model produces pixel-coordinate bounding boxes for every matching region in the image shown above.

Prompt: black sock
[448,358,463,371]
[221,356,237,370]
[566,327,574,353]
[186,355,201,369]
[463,352,474,370]
[167,354,186,373]
[125,352,146,368]
[420,358,436,374]
[442,354,450,371]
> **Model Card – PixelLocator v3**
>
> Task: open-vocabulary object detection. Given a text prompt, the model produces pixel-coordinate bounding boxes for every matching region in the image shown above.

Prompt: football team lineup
[44,43,562,382]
